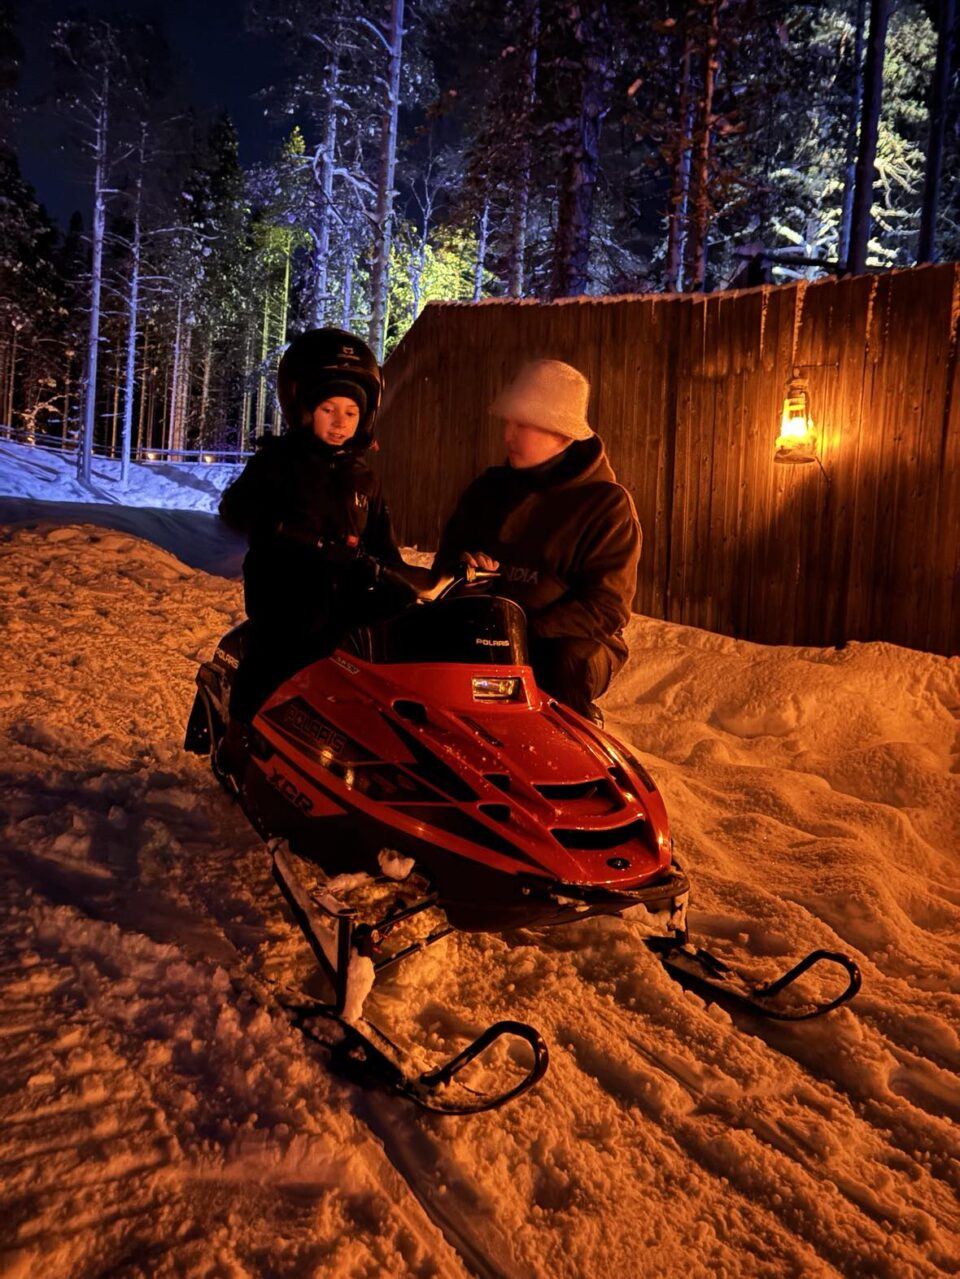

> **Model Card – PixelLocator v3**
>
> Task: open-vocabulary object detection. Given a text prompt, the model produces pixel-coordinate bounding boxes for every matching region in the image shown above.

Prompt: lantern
[775,373,817,465]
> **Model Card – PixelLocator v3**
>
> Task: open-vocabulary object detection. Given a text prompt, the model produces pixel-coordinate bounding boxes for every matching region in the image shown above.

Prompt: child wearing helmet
[219,328,411,727]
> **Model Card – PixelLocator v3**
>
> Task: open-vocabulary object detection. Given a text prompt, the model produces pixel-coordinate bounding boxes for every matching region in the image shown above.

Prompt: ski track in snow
[0,511,958,1278]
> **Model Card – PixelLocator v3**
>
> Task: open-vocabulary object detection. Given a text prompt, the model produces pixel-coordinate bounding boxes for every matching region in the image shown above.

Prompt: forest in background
[0,0,958,480]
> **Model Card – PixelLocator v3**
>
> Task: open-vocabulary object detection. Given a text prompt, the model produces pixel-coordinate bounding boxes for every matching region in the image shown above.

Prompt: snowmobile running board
[271,844,549,1114]
[644,936,862,1021]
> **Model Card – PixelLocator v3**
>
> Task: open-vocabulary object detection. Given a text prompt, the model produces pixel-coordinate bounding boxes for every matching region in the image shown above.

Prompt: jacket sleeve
[361,480,404,566]
[218,445,282,537]
[527,489,642,644]
[432,479,486,576]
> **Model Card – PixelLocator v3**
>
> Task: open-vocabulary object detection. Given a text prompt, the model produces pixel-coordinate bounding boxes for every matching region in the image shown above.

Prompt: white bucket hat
[490,359,594,440]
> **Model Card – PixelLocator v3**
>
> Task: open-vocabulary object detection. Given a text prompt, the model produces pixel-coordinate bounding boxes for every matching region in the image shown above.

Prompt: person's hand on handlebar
[461,551,499,576]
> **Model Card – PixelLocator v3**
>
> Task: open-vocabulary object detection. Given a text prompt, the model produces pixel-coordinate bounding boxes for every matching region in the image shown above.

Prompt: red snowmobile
[186,572,861,1113]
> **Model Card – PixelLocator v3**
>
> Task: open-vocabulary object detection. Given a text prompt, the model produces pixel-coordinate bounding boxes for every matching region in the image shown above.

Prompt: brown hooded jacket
[434,436,641,665]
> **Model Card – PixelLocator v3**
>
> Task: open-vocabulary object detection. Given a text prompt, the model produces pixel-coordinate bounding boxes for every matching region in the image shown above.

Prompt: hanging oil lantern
[775,372,817,465]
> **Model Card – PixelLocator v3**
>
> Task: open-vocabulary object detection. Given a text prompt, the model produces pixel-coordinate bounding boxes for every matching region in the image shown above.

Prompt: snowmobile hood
[253,653,672,892]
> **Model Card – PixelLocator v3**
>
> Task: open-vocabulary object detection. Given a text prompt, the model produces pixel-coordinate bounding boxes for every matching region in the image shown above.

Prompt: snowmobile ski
[644,936,862,1021]
[281,1000,549,1115]
[271,842,549,1114]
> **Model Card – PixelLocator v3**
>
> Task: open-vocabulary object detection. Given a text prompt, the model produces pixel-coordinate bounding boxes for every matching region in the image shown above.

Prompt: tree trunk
[848,0,891,275]
[167,296,183,453]
[240,321,253,452]
[4,332,18,431]
[550,5,611,298]
[176,320,193,454]
[838,0,868,268]
[159,361,169,451]
[0,341,9,431]
[474,200,490,302]
[62,352,72,445]
[685,1,720,293]
[342,259,354,330]
[136,327,149,456]
[276,234,291,340]
[409,242,424,322]
[10,333,18,429]
[917,0,956,263]
[666,22,695,292]
[274,232,292,430]
[120,137,143,486]
[255,285,270,437]
[508,0,539,298]
[367,0,405,360]
[78,67,109,483]
[312,53,340,327]
[199,334,213,447]
[109,349,121,454]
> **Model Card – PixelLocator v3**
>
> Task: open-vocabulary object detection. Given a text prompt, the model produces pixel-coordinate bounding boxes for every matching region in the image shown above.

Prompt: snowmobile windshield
[361,595,529,666]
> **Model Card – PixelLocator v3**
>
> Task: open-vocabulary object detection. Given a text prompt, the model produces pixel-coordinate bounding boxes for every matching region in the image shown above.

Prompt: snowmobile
[185,570,861,1114]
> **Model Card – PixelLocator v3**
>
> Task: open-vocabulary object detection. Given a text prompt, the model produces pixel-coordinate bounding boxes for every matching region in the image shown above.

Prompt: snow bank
[0,497,247,579]
[1,517,958,1277]
[0,438,249,578]
[0,438,241,511]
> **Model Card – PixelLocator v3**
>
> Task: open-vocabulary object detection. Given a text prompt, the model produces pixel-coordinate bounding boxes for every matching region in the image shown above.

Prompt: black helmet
[277,328,383,445]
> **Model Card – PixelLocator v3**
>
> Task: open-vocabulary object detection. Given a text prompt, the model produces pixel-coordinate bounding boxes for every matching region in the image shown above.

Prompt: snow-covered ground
[0,438,242,511]
[1,447,958,1277]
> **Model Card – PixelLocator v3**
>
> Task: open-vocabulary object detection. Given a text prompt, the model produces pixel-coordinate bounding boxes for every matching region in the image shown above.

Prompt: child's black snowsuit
[219,428,408,720]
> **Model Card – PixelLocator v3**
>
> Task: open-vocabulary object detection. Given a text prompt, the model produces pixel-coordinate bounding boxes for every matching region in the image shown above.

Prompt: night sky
[15,0,288,226]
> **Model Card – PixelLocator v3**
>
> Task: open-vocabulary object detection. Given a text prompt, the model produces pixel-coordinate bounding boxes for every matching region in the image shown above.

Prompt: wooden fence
[377,263,960,657]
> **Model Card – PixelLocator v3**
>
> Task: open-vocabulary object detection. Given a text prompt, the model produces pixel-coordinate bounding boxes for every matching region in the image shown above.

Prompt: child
[219,328,410,731]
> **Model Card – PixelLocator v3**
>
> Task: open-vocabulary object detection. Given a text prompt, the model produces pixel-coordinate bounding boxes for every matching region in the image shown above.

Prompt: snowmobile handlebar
[378,561,500,603]
[413,566,501,604]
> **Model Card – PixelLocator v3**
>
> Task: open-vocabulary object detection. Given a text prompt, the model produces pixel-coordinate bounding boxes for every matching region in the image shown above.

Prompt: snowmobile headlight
[472,676,521,701]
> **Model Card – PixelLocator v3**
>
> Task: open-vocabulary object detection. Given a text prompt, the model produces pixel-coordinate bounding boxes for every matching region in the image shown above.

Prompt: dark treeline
[1,0,957,480]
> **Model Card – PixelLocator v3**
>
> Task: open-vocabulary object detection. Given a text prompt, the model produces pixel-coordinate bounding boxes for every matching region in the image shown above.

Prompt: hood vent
[484,773,512,792]
[552,819,647,852]
[535,777,622,817]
